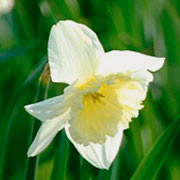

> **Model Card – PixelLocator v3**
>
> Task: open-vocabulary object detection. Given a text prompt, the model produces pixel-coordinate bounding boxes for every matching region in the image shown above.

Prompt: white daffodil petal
[28,110,70,157]
[48,20,104,85]
[131,70,154,91]
[65,125,123,169]
[97,50,165,76]
[24,95,68,122]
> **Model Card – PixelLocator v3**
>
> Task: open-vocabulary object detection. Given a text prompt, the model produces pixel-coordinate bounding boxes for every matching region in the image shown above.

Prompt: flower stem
[25,64,50,180]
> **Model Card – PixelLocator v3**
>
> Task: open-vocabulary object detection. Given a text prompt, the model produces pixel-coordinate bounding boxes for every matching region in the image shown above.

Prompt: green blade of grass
[50,131,70,180]
[0,59,47,180]
[131,116,180,180]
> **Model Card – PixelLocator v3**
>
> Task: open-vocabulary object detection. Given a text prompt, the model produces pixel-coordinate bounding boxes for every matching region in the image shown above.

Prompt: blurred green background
[0,0,180,179]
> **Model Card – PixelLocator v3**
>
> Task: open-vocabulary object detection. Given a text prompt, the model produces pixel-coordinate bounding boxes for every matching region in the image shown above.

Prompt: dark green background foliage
[0,0,180,179]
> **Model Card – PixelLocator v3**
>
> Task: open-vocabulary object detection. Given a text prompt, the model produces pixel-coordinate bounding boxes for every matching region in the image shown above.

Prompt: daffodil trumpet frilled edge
[25,20,165,169]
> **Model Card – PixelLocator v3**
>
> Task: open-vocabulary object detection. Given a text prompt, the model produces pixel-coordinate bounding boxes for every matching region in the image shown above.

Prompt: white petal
[65,125,123,169]
[28,110,70,157]
[97,50,165,76]
[24,95,68,122]
[131,70,154,91]
[48,20,104,84]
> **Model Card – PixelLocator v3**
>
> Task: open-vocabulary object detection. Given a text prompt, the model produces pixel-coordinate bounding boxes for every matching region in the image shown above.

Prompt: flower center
[69,75,146,145]
[83,92,105,105]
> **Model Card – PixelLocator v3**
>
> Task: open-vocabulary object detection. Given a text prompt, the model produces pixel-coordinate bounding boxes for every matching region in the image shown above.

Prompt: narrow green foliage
[0,59,47,180]
[50,132,70,180]
[131,116,180,180]
[25,67,50,180]
[1,0,180,179]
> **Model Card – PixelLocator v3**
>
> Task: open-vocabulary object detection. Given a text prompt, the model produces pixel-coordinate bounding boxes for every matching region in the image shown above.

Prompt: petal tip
[157,56,165,67]
[24,104,33,114]
[27,150,34,157]
[24,104,30,112]
[148,56,165,72]
[54,19,75,29]
[103,163,111,170]
[27,146,38,157]
[27,153,31,158]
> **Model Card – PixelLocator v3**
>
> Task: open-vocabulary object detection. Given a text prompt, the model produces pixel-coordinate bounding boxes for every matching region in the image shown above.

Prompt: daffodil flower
[25,20,164,169]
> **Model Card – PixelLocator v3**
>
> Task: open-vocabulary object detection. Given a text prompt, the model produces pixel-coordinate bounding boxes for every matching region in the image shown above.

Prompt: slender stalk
[25,64,50,180]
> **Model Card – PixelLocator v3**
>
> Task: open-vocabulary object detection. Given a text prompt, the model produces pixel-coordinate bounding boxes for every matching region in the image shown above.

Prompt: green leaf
[0,59,47,180]
[131,116,180,180]
[50,132,70,180]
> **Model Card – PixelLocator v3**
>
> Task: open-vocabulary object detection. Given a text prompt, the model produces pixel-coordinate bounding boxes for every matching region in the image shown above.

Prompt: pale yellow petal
[65,125,123,169]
